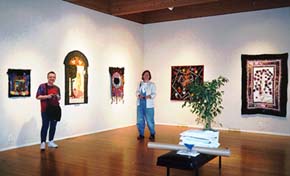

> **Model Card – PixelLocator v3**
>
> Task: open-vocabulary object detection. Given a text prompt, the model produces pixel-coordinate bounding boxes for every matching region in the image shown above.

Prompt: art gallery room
[0,0,290,175]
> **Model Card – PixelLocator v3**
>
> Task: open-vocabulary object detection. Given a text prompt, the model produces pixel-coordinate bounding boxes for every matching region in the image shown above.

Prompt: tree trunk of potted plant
[205,117,212,130]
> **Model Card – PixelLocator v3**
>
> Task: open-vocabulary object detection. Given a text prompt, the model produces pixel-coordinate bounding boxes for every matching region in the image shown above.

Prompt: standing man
[36,71,61,151]
[136,70,156,141]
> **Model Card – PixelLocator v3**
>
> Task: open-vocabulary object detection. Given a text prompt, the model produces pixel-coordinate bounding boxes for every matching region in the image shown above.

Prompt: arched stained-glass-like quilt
[64,50,89,105]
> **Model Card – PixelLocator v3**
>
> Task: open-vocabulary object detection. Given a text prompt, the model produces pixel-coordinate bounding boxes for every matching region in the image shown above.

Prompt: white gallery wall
[144,7,290,135]
[0,0,144,151]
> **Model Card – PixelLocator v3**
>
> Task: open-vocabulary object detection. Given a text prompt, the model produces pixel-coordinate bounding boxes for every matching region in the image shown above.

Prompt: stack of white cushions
[179,129,220,148]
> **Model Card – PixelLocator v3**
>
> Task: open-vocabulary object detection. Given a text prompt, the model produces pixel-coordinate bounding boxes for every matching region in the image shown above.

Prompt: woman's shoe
[48,141,58,148]
[40,142,46,151]
[149,134,155,141]
[137,135,144,140]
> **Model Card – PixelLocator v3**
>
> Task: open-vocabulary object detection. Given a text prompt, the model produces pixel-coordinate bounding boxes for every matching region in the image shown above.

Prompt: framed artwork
[171,65,204,101]
[7,69,31,97]
[241,53,288,117]
[109,67,125,104]
[64,50,89,105]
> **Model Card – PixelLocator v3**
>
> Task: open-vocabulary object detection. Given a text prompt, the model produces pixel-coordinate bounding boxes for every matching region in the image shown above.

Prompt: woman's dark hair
[142,70,151,80]
[47,71,56,77]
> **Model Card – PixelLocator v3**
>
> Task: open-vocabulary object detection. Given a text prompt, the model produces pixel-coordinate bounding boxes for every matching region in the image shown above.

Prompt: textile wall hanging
[241,53,288,117]
[171,65,204,101]
[7,69,31,97]
[109,67,124,104]
[64,50,89,105]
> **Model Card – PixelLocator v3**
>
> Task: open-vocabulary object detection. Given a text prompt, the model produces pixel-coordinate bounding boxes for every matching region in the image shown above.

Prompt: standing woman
[36,71,61,151]
[136,70,156,141]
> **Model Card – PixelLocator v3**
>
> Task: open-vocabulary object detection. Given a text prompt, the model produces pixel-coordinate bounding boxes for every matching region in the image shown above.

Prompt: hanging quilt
[64,50,89,105]
[7,69,31,97]
[109,67,124,104]
[241,53,288,117]
[171,65,204,100]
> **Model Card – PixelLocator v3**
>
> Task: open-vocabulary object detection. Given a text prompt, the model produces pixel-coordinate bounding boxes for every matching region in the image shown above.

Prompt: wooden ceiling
[63,0,290,24]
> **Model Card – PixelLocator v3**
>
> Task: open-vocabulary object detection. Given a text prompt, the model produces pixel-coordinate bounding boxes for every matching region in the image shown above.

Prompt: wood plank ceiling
[63,0,290,24]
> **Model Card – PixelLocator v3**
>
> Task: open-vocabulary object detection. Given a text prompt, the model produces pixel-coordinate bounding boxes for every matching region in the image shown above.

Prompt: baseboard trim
[156,123,290,136]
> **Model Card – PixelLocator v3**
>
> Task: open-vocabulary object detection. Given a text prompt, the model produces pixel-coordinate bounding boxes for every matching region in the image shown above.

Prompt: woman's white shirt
[136,81,156,108]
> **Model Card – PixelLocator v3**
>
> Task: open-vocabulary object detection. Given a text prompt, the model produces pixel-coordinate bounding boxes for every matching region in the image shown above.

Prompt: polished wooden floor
[1,125,290,176]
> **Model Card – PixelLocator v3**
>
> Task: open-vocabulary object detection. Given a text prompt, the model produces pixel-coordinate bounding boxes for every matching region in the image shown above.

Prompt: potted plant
[182,76,229,130]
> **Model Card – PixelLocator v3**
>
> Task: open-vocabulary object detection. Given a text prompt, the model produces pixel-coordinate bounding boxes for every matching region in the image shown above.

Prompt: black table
[157,151,221,176]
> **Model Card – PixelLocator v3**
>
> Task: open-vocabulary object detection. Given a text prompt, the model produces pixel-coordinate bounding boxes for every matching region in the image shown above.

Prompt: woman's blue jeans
[41,112,57,142]
[137,105,155,136]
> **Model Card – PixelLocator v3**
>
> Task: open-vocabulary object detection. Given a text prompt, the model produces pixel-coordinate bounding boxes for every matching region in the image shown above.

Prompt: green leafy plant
[182,76,229,130]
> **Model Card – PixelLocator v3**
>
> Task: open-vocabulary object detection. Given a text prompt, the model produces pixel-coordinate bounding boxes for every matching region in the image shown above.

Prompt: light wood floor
[0,125,290,176]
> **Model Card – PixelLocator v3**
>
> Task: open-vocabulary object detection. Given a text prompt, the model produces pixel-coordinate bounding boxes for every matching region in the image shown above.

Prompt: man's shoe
[137,135,144,140]
[40,142,46,151]
[48,141,58,148]
[149,134,155,141]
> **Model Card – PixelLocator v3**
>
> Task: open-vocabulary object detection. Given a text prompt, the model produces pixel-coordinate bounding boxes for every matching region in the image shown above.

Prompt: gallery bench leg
[219,156,222,170]
[195,168,199,176]
[166,167,170,176]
